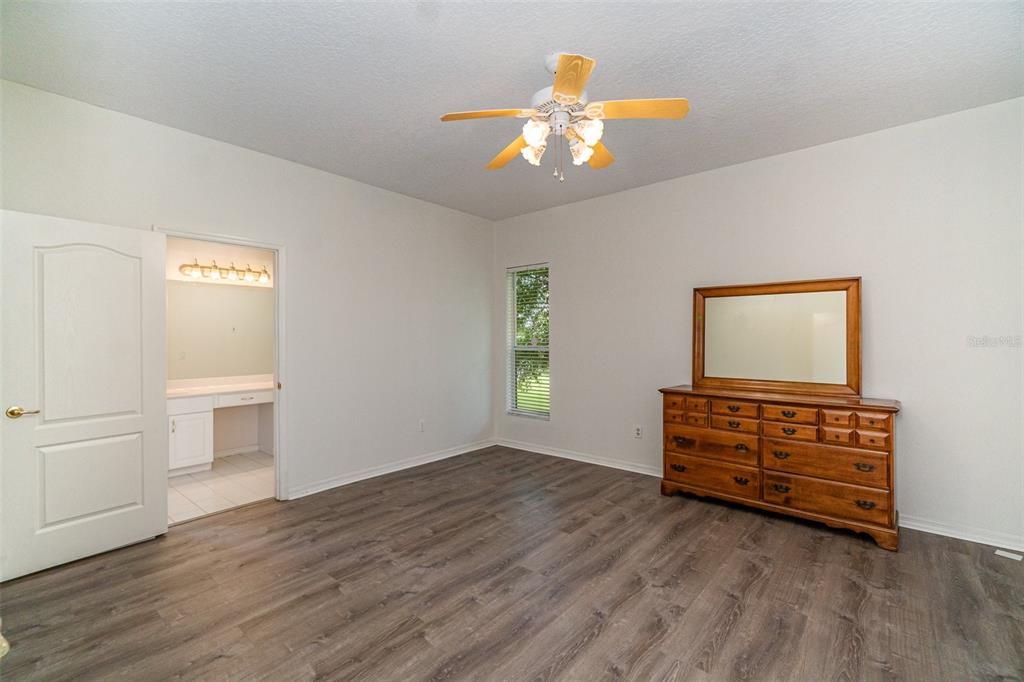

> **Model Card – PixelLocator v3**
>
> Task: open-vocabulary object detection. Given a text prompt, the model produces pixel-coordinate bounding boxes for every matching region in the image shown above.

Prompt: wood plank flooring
[2,446,1022,681]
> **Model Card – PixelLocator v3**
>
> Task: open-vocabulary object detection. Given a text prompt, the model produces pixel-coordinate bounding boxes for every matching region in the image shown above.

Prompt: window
[507,264,550,418]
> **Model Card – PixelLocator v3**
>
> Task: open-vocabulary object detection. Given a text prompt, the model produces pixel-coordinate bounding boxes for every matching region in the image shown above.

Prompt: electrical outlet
[633,425,643,439]
[419,419,425,433]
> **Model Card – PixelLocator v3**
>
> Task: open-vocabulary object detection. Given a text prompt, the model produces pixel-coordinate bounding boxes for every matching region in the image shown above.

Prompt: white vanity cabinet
[166,381,274,476]
[167,396,214,474]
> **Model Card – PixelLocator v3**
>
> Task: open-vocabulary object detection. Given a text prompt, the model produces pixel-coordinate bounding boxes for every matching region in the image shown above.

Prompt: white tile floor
[167,451,274,524]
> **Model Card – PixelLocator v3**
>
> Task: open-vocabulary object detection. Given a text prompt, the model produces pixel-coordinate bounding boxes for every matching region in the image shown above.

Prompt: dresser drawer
[763,439,889,489]
[857,412,892,432]
[664,454,760,500]
[762,404,819,425]
[664,410,685,425]
[855,430,891,451]
[684,413,708,427]
[664,424,758,466]
[763,472,891,526]
[761,422,818,442]
[684,397,708,413]
[215,390,274,408]
[710,399,759,418]
[663,394,685,412]
[821,409,855,427]
[821,427,854,446]
[710,415,759,434]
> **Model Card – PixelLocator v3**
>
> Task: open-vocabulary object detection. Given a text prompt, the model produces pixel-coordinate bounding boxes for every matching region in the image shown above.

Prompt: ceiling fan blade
[487,135,528,170]
[441,109,536,122]
[589,141,614,169]
[552,53,596,105]
[584,98,689,120]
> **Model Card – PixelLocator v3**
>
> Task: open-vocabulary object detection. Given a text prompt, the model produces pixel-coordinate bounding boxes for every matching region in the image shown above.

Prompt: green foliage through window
[508,267,550,416]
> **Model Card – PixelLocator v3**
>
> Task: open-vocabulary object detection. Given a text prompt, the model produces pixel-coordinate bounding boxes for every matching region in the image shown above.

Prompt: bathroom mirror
[693,278,861,396]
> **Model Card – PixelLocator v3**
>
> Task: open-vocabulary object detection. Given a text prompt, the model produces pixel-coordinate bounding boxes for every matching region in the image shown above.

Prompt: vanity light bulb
[189,259,201,278]
[209,261,221,280]
[244,267,256,282]
[227,266,239,281]
[258,268,270,284]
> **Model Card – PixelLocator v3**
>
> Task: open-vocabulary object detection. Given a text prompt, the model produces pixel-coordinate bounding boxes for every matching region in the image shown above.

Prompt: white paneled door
[1,211,168,580]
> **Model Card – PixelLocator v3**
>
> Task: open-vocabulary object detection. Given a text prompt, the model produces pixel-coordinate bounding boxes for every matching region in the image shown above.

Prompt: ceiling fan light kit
[441,52,689,181]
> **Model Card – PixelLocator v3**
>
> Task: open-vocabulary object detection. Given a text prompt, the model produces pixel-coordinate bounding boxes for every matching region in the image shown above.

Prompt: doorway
[162,233,285,523]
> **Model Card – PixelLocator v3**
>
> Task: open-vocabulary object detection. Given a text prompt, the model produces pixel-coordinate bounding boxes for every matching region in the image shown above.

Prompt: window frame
[506,263,550,420]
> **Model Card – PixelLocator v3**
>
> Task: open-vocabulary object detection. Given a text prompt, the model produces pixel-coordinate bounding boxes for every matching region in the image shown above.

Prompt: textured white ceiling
[3,2,1021,220]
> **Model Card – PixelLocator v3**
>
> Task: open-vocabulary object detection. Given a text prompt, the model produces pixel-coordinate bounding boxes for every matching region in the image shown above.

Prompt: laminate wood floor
[2,446,1021,681]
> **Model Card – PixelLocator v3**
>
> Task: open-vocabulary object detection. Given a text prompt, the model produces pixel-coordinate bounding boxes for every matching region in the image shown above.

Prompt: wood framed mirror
[693,277,861,396]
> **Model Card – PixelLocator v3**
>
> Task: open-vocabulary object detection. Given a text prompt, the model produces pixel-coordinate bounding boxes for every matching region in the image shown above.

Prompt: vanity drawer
[856,412,892,432]
[763,472,891,526]
[855,430,891,451]
[684,413,708,427]
[761,422,817,442]
[821,427,855,446]
[167,395,214,416]
[663,394,685,412]
[664,410,686,425]
[710,399,759,418]
[763,439,889,489]
[762,404,818,425]
[664,424,758,466]
[664,454,760,500]
[215,390,274,408]
[710,415,759,434]
[821,409,855,427]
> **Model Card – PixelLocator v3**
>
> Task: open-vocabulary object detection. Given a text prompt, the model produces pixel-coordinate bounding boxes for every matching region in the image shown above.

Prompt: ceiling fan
[440,53,689,180]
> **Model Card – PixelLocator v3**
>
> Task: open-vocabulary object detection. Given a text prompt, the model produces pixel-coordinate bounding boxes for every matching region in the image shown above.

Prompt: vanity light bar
[179,259,270,284]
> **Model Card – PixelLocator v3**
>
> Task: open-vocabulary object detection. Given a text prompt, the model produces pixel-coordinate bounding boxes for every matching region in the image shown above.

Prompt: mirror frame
[693,277,862,396]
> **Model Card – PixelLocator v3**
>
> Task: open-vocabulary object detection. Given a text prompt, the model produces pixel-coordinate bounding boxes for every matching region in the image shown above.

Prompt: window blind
[507,265,550,418]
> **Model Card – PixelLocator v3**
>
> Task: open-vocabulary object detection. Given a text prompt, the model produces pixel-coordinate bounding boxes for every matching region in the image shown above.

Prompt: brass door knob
[5,406,40,419]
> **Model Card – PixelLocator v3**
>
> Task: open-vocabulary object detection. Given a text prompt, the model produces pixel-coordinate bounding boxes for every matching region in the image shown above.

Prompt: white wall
[1,81,494,497]
[492,98,1024,551]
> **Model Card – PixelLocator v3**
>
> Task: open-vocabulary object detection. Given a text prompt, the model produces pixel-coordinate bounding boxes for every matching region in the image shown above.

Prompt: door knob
[5,406,40,419]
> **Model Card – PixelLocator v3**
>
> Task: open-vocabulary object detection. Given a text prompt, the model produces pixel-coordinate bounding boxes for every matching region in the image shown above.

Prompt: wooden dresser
[660,385,901,549]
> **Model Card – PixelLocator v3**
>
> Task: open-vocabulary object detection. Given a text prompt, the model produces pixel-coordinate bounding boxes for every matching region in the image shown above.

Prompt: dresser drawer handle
[854,462,876,472]
[727,419,741,428]
[782,427,797,435]
[781,410,797,418]
[855,499,876,510]
[727,405,741,413]
[672,436,696,448]
[670,463,687,473]
[772,450,790,460]
[734,443,749,452]
[733,476,750,486]
[772,483,791,494]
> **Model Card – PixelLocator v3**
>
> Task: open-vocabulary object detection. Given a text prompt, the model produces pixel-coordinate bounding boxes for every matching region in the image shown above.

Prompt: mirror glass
[704,291,847,384]
[167,280,274,380]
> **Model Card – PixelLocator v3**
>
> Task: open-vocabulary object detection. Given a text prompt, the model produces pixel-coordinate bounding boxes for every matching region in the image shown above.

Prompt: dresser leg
[866,527,899,551]
[660,480,676,497]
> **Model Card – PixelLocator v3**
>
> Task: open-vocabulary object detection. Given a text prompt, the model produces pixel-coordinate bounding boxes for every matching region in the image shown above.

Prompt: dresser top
[659,385,900,412]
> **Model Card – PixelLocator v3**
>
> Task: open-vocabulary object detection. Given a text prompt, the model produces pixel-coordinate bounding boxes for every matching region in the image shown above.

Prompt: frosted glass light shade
[574,119,604,146]
[522,120,551,148]
[569,140,594,165]
[520,144,546,166]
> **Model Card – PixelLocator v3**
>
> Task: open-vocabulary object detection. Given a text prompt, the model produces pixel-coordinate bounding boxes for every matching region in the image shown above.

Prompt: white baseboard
[495,437,1024,553]
[899,514,1024,553]
[285,439,498,500]
[214,445,262,458]
[494,438,662,478]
